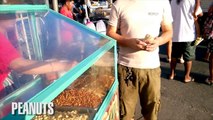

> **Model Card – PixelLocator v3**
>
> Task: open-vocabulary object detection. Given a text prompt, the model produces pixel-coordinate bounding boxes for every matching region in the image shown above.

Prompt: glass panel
[53,48,115,108]
[0,9,111,119]
[34,48,115,119]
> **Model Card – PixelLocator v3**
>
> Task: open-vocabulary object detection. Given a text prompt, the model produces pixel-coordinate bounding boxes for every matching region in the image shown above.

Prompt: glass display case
[0,2,118,120]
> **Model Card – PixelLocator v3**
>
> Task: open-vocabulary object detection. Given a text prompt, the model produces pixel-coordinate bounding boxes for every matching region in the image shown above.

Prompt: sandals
[168,74,196,83]
[168,74,176,80]
[184,77,194,83]
[169,75,174,80]
[205,78,213,85]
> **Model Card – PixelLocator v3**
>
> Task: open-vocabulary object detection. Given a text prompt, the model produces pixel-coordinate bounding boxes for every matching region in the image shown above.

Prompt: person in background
[0,13,78,98]
[169,0,203,82]
[107,0,173,120]
[203,3,213,62]
[73,0,86,23]
[167,0,203,63]
[204,3,213,85]
[60,0,75,20]
[166,0,173,64]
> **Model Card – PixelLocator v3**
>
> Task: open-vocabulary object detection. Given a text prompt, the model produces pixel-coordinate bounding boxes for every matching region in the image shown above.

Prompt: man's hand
[192,12,198,20]
[126,38,148,50]
[145,37,159,52]
[137,34,159,52]
[45,72,58,81]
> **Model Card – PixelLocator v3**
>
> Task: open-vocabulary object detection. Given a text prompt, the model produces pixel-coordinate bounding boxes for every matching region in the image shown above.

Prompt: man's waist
[118,58,160,69]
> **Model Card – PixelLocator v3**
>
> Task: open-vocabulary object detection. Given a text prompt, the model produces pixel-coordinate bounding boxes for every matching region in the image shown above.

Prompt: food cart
[0,0,119,120]
[86,0,112,19]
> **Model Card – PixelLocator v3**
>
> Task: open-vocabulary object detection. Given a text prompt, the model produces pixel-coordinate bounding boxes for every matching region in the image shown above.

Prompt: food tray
[52,89,103,109]
[55,106,97,120]
[33,106,96,120]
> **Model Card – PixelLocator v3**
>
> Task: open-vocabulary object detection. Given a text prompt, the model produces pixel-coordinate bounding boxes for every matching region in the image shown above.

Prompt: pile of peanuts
[33,110,89,120]
[53,89,102,108]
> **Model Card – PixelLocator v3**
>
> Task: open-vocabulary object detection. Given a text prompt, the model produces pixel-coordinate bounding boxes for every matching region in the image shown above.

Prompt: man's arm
[9,58,77,74]
[158,22,173,46]
[145,21,173,52]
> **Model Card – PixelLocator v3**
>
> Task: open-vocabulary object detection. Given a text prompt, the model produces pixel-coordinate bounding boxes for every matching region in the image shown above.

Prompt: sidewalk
[134,43,213,120]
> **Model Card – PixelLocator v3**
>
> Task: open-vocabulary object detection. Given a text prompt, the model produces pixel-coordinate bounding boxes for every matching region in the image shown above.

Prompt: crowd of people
[0,0,212,120]
[59,0,87,23]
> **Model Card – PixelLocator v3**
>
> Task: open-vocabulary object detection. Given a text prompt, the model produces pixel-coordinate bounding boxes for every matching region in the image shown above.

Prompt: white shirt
[108,0,173,68]
[171,0,202,42]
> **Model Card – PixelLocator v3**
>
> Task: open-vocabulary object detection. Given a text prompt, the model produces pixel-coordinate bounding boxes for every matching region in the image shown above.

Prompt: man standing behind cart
[106,0,173,120]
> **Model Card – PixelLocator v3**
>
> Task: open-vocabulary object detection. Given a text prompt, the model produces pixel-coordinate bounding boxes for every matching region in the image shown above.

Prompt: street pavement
[134,42,213,120]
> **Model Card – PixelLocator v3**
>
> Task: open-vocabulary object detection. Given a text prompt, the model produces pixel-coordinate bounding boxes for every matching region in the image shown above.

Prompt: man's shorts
[171,42,196,61]
[118,64,161,120]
